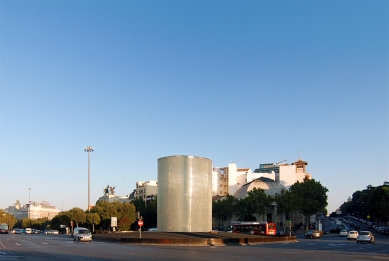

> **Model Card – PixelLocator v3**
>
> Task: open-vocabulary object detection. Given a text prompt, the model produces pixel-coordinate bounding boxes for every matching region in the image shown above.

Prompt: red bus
[230,222,276,235]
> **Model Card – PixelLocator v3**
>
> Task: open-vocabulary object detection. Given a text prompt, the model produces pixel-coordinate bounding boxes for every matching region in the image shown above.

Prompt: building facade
[4,200,60,220]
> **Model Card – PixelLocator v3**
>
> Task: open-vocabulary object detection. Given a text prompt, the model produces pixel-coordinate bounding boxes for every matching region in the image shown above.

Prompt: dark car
[305,230,321,239]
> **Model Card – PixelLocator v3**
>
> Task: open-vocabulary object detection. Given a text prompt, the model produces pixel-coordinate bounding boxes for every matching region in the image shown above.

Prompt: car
[25,228,32,234]
[339,229,348,237]
[51,230,59,234]
[44,229,52,234]
[304,230,321,239]
[347,230,358,240]
[73,227,92,242]
[14,228,21,234]
[148,227,158,232]
[357,231,375,244]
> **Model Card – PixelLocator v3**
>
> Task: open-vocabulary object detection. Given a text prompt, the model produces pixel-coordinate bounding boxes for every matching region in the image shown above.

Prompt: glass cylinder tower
[157,155,212,232]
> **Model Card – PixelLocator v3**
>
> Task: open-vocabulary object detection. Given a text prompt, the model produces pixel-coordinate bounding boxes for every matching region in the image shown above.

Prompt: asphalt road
[0,232,388,261]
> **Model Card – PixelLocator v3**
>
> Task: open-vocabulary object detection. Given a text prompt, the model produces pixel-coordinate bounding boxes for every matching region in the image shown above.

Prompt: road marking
[41,242,48,245]
[15,243,20,246]
[0,242,5,249]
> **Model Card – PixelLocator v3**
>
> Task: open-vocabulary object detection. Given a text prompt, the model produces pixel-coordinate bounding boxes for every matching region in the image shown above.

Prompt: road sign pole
[138,219,144,239]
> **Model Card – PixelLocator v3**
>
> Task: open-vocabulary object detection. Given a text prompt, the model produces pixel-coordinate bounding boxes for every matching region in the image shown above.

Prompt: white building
[4,200,60,220]
[212,164,263,197]
[133,180,158,205]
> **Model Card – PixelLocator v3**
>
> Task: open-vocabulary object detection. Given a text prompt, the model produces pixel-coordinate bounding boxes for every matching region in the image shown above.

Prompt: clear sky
[0,1,388,215]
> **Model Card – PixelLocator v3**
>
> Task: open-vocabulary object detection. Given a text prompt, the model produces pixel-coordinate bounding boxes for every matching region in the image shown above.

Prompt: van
[25,228,32,234]
[72,227,92,242]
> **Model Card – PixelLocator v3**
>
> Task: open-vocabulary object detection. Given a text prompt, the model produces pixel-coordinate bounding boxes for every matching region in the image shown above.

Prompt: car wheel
[73,237,76,241]
[78,237,80,242]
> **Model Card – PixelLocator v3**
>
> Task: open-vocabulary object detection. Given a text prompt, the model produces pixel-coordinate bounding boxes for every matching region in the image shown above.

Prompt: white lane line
[41,242,48,245]
[15,243,21,246]
[0,241,5,249]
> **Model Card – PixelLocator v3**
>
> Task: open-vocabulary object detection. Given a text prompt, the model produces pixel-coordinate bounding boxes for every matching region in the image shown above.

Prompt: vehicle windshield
[79,230,89,234]
[359,232,369,235]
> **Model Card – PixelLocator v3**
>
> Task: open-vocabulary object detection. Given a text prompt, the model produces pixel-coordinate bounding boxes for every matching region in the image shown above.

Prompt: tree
[20,218,32,228]
[234,197,256,221]
[246,188,273,221]
[289,178,328,231]
[68,208,86,227]
[118,216,132,231]
[0,210,17,228]
[93,201,136,230]
[86,213,100,232]
[274,189,299,223]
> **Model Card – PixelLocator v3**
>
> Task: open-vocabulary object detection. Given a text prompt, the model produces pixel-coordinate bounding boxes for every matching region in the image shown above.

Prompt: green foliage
[274,189,299,216]
[212,195,236,226]
[234,197,255,221]
[92,201,136,230]
[339,182,389,223]
[21,218,32,228]
[0,210,17,228]
[289,178,328,230]
[142,199,157,228]
[289,178,328,217]
[246,188,273,219]
[68,207,86,227]
[118,216,132,231]
[86,213,100,226]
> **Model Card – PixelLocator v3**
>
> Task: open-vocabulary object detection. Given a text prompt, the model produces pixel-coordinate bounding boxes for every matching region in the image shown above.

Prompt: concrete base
[93,232,297,246]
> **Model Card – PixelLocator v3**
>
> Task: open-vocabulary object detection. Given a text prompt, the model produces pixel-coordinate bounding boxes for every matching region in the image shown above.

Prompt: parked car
[347,230,358,240]
[357,231,375,244]
[304,230,321,239]
[147,227,158,232]
[339,229,348,237]
[73,227,92,242]
[51,230,59,234]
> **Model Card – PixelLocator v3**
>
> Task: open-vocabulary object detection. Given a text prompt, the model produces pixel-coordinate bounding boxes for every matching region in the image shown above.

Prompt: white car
[347,230,358,240]
[339,229,348,237]
[357,231,375,244]
[73,227,92,242]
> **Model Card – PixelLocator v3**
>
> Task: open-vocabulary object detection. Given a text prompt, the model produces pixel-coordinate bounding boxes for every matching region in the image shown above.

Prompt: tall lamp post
[84,146,94,213]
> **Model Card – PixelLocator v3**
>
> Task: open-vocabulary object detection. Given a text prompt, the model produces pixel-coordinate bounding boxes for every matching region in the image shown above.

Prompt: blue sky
[0,1,388,215]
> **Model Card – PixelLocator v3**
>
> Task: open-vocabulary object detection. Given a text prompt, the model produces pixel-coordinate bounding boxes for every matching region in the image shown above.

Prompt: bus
[230,222,276,235]
[0,223,9,234]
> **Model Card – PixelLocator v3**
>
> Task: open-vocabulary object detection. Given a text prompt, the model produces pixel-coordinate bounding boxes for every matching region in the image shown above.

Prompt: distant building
[254,159,312,188]
[132,180,158,205]
[4,200,60,220]
[212,163,263,197]
[96,185,131,204]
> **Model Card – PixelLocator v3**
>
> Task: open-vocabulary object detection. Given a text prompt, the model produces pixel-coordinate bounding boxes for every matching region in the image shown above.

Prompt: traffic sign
[138,220,144,227]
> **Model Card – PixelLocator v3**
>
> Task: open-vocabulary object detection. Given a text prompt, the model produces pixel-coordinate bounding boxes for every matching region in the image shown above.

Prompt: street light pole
[28,188,31,218]
[84,146,94,213]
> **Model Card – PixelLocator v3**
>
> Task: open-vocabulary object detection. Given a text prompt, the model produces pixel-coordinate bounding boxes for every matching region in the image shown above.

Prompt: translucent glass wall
[157,155,212,232]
